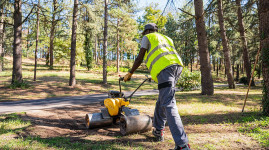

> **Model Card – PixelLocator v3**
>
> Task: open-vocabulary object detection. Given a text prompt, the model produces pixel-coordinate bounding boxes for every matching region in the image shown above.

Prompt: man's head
[142,23,158,36]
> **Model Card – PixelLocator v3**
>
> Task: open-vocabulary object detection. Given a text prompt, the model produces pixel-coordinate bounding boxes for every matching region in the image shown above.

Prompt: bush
[177,68,201,91]
[9,80,31,89]
[239,77,248,85]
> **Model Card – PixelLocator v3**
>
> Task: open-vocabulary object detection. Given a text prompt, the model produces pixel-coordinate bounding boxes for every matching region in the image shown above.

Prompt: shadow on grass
[181,111,264,125]
[0,113,30,135]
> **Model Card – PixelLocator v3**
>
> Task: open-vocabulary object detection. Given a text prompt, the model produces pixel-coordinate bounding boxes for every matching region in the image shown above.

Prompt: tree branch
[178,8,196,19]
[0,21,13,26]
[21,4,36,25]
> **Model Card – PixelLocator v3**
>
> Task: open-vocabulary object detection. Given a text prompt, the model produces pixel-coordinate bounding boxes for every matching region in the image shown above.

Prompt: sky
[136,0,210,18]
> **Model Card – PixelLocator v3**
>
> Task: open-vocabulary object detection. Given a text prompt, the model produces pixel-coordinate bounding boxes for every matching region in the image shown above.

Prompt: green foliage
[9,80,31,89]
[239,77,248,85]
[177,68,201,91]
[138,3,167,34]
[53,38,71,63]
[238,116,269,147]
[84,32,93,70]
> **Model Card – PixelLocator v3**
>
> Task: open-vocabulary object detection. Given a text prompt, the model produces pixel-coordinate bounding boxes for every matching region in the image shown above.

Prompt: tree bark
[34,0,40,81]
[259,0,269,115]
[49,0,57,69]
[0,4,4,72]
[95,36,97,64]
[258,63,261,79]
[236,64,239,81]
[103,0,108,84]
[213,57,216,71]
[217,0,235,89]
[12,0,23,84]
[116,18,120,73]
[217,58,219,77]
[194,0,214,95]
[69,0,78,86]
[236,0,254,86]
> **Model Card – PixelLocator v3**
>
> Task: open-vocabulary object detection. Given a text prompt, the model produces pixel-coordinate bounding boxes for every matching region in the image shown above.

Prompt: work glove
[124,72,133,82]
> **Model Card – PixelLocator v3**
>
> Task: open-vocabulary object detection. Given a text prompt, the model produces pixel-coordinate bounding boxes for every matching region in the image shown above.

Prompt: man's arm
[129,47,147,74]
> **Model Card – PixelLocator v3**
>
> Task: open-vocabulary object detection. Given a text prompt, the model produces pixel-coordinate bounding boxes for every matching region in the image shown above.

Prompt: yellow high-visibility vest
[144,32,183,83]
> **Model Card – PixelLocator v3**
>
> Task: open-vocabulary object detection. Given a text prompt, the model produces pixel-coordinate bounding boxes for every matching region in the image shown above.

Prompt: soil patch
[16,104,264,150]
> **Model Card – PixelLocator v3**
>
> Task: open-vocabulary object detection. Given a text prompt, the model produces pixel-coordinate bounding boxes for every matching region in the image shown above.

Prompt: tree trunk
[217,0,235,89]
[116,18,119,73]
[194,0,214,95]
[190,53,193,72]
[213,57,215,71]
[0,4,4,72]
[12,0,23,83]
[49,0,57,69]
[258,62,261,79]
[102,0,108,84]
[95,36,97,64]
[236,0,254,86]
[259,0,269,115]
[69,0,78,86]
[26,27,30,58]
[236,64,239,81]
[217,58,219,77]
[219,58,222,71]
[46,47,49,66]
[34,0,40,81]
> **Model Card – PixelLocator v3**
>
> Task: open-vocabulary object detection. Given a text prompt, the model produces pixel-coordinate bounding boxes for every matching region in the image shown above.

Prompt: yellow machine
[85,77,152,135]
[104,98,129,116]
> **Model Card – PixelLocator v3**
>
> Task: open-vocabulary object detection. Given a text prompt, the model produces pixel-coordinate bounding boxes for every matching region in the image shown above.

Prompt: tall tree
[259,0,269,115]
[194,0,214,95]
[103,0,108,84]
[217,0,235,89]
[236,0,253,86]
[116,18,120,73]
[0,3,4,72]
[49,0,57,69]
[12,0,23,83]
[69,0,78,86]
[34,0,40,81]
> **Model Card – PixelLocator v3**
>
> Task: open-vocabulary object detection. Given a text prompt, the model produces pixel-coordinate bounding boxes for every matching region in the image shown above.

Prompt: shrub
[9,80,31,89]
[177,68,201,91]
[239,77,248,85]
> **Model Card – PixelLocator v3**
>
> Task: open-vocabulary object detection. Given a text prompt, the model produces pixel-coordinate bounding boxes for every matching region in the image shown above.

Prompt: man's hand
[124,72,133,82]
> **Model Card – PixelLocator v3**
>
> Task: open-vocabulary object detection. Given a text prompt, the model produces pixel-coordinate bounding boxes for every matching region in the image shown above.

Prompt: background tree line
[0,0,268,114]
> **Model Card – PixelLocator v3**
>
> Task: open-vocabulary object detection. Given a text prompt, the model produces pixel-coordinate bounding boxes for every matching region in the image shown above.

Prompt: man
[124,23,190,150]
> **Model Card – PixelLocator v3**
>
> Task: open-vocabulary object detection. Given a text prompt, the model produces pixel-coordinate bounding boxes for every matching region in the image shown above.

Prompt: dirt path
[0,89,159,114]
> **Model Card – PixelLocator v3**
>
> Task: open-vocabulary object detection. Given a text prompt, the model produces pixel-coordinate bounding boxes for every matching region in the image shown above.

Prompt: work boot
[152,128,164,142]
[174,144,191,150]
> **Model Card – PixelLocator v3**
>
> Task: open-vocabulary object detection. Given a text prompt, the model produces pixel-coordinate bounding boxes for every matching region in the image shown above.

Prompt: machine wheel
[120,115,152,135]
[85,113,113,129]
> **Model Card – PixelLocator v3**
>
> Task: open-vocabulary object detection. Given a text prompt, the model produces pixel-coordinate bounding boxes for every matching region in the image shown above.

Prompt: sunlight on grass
[179,102,241,116]
[0,113,31,134]
[238,116,269,147]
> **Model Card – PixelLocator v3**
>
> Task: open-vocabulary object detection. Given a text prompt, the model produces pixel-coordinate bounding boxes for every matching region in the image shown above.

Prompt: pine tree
[217,0,235,89]
[84,31,93,71]
[259,0,269,115]
[194,0,214,95]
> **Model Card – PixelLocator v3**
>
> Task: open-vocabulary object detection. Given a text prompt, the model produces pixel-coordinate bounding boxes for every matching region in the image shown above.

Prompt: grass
[238,115,269,147]
[0,57,155,101]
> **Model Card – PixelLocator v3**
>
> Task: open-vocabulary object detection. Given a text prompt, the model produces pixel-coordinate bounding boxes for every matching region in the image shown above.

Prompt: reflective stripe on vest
[144,33,183,83]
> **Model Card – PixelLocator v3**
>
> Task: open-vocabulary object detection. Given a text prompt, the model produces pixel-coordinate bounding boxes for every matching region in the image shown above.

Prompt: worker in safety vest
[124,23,190,150]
